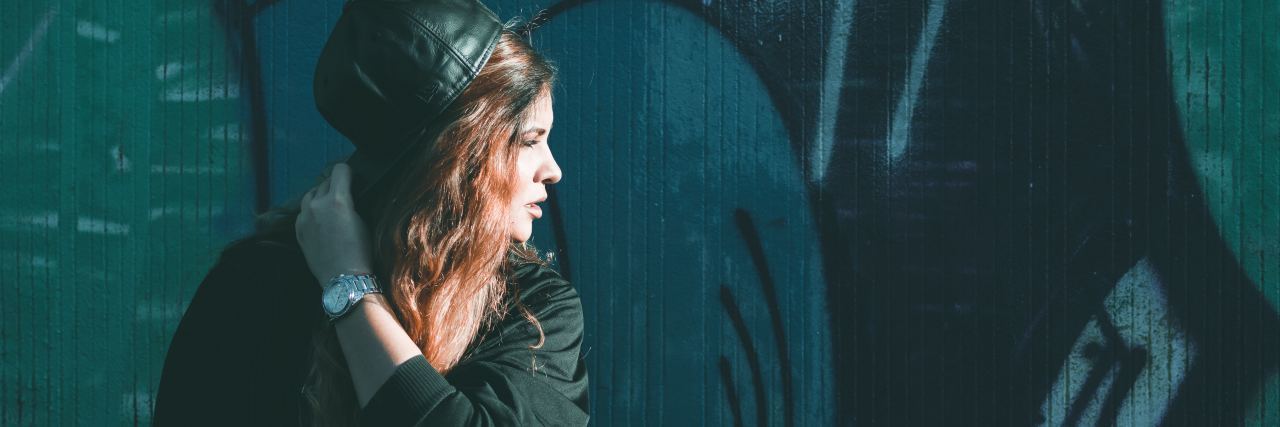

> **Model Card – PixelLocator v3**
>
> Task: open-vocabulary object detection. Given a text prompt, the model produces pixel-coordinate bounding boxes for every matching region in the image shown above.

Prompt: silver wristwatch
[322,273,382,322]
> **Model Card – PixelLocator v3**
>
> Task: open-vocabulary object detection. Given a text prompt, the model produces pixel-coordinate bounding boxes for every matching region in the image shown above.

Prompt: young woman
[153,0,588,425]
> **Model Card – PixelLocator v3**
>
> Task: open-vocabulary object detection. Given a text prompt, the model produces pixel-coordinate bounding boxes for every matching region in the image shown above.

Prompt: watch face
[323,281,353,315]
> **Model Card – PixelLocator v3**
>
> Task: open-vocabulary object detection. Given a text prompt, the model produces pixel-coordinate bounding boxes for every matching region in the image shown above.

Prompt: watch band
[343,274,381,295]
[323,273,382,322]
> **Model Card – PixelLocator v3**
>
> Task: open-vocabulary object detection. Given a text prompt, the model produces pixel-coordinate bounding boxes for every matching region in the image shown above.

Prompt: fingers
[301,185,316,208]
[297,187,313,238]
[329,163,352,201]
[299,162,353,220]
[317,172,333,197]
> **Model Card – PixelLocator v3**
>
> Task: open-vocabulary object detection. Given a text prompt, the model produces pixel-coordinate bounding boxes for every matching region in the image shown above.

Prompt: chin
[511,226,532,243]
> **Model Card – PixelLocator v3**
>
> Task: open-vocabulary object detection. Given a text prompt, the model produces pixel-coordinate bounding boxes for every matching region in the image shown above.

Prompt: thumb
[329,163,353,201]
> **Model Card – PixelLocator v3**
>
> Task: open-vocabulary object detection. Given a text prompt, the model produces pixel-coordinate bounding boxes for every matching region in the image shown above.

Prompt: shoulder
[184,229,316,324]
[157,228,318,423]
[451,262,589,415]
[511,261,575,296]
[220,225,304,263]
[209,228,309,286]
[459,262,583,363]
[507,262,582,324]
[167,228,319,365]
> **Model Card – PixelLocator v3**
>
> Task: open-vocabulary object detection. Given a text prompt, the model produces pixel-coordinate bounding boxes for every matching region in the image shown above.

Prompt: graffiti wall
[2,0,1277,425]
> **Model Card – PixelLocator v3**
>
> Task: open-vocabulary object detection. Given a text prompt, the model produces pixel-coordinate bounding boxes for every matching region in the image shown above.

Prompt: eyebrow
[521,127,549,137]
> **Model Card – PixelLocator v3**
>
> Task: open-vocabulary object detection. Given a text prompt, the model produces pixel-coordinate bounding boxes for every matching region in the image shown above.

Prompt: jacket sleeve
[152,242,313,426]
[359,274,590,426]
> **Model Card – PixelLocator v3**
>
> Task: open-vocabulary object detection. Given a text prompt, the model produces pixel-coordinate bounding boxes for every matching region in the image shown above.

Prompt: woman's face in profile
[510,93,561,243]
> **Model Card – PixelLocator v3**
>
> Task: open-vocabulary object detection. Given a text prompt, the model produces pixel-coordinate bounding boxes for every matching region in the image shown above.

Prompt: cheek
[511,155,538,202]
[516,146,544,177]
[509,189,532,220]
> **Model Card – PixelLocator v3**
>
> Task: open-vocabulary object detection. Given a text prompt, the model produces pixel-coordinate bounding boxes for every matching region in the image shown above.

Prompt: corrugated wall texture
[2,0,1277,425]
[2,0,254,425]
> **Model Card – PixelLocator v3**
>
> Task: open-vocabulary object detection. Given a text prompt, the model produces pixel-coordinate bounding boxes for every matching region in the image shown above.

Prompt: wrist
[317,267,374,286]
[321,273,383,322]
[357,292,389,308]
[333,293,392,326]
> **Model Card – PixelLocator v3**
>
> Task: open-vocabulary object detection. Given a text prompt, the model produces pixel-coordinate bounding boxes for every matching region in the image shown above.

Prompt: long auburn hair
[262,29,558,425]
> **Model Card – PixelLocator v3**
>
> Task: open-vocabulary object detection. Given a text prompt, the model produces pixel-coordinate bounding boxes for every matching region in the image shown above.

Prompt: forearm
[333,293,423,407]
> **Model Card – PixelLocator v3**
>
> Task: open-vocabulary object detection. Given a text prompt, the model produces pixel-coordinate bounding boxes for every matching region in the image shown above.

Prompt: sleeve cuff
[360,354,456,426]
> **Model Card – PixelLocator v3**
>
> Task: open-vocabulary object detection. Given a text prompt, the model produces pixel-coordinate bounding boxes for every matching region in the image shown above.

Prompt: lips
[525,203,543,219]
[524,196,546,219]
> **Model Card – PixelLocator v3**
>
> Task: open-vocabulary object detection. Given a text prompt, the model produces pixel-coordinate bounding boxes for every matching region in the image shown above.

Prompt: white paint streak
[887,0,948,165]
[148,205,225,220]
[2,252,59,268]
[0,211,59,229]
[154,62,187,81]
[149,165,227,175]
[207,123,244,142]
[156,8,209,25]
[161,82,240,102]
[811,0,856,184]
[1038,258,1196,427]
[135,300,186,321]
[110,145,131,172]
[76,217,130,235]
[121,391,154,422]
[0,6,59,96]
[75,20,121,44]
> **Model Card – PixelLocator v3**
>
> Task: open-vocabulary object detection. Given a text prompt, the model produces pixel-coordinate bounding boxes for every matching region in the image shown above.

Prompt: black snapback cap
[313,0,504,200]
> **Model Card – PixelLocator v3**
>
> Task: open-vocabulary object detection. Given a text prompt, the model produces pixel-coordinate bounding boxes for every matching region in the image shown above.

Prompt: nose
[537,150,563,185]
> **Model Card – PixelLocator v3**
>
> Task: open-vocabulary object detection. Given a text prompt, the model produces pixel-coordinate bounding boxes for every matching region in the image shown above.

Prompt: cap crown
[313,0,503,197]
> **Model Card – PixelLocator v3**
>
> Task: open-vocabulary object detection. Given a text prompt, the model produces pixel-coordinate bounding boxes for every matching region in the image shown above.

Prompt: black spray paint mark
[733,209,795,427]
[213,0,280,214]
[718,356,746,427]
[720,285,767,427]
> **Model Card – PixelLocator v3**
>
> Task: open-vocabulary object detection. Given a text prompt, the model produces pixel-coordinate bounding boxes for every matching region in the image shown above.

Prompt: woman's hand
[296,162,375,287]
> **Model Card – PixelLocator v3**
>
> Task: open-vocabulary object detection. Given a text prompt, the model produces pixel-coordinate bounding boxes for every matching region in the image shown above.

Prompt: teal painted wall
[1167,0,1280,422]
[2,1,253,424]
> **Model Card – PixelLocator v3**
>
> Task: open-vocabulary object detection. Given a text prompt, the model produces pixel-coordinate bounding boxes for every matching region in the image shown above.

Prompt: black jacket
[153,229,589,426]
